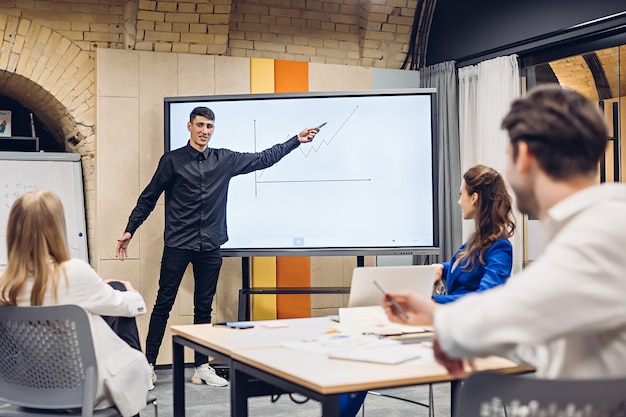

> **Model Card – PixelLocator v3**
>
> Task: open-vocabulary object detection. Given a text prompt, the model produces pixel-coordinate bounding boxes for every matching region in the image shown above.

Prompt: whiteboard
[0,152,88,266]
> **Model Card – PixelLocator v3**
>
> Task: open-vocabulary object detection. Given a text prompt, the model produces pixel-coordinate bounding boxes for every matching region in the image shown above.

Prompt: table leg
[230,362,249,417]
[450,379,461,417]
[321,394,341,416]
[173,336,186,417]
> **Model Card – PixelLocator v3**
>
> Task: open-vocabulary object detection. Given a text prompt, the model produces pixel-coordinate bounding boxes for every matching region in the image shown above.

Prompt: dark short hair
[501,84,608,179]
[190,107,215,123]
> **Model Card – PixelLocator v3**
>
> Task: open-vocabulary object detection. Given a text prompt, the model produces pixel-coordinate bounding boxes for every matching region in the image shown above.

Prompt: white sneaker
[148,363,156,391]
[191,363,228,387]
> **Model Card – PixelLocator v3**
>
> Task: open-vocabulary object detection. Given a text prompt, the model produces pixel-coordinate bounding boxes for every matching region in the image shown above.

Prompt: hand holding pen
[373,279,409,321]
[297,122,326,143]
[379,286,438,326]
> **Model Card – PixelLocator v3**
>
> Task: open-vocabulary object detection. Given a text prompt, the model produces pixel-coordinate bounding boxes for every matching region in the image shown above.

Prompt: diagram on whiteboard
[254,104,371,190]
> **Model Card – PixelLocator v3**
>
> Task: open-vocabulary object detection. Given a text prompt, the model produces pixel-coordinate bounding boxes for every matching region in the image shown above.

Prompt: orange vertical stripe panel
[274,60,309,93]
[274,60,311,318]
[276,256,311,319]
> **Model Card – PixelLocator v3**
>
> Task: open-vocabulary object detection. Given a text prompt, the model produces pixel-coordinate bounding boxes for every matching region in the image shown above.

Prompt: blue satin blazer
[432,238,512,304]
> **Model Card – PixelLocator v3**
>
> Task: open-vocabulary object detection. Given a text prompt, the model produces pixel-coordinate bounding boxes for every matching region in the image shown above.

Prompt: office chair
[454,372,626,417]
[0,304,157,417]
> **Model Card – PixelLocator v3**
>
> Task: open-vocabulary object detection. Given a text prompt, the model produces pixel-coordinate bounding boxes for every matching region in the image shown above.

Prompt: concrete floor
[141,365,453,417]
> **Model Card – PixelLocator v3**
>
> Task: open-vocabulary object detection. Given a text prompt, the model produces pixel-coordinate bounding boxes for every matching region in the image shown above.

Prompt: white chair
[0,304,157,417]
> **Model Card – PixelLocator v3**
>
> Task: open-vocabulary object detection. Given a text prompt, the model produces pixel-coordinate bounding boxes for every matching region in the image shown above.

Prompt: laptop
[348,265,436,307]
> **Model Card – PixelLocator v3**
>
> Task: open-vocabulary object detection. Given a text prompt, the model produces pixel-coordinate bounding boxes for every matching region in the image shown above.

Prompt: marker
[373,279,410,321]
[315,122,327,130]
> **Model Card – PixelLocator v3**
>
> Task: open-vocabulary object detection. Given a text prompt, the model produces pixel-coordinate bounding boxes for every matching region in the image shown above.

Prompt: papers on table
[279,306,433,364]
[280,333,424,364]
[338,306,427,336]
[329,344,423,364]
[281,333,398,354]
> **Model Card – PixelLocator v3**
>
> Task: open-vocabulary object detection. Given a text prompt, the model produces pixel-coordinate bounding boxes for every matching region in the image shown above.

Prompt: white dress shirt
[435,183,626,378]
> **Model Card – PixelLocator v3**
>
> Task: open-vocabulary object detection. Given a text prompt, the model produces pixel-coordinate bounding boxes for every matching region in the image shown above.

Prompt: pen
[373,279,410,321]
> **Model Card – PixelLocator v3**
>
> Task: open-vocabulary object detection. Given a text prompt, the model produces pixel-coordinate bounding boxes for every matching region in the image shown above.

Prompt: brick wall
[0,0,422,262]
[133,0,416,68]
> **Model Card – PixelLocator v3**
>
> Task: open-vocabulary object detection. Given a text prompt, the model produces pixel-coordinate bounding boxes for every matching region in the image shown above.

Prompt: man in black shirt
[115,106,318,388]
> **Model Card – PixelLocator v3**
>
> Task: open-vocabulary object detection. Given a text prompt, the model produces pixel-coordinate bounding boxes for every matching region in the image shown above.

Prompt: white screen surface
[165,89,437,256]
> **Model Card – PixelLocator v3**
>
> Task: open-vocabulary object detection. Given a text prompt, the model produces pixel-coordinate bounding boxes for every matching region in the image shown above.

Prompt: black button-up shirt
[124,137,300,251]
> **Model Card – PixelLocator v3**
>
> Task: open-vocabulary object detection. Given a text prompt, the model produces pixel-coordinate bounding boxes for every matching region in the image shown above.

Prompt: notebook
[348,265,436,308]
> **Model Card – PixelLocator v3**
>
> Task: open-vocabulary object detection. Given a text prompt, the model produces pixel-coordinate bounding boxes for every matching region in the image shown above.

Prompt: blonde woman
[0,190,151,417]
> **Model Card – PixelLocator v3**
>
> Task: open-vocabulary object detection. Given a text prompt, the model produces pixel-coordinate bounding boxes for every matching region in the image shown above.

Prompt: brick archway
[0,13,96,258]
[0,14,95,156]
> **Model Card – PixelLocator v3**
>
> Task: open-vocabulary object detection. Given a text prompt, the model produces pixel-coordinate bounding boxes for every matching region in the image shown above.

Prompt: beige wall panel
[311,294,344,311]
[312,307,340,317]
[98,258,141,287]
[96,96,139,262]
[216,257,243,322]
[308,62,372,92]
[138,204,165,301]
[214,56,250,95]
[178,54,216,95]
[311,256,349,288]
[138,51,178,188]
[310,255,374,309]
[96,49,139,98]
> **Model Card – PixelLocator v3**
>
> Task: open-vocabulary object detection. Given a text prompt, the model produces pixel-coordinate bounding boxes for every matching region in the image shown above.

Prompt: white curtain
[458,55,524,273]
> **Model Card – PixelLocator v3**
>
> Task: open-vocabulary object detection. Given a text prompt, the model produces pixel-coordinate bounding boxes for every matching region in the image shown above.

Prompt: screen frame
[164,89,439,257]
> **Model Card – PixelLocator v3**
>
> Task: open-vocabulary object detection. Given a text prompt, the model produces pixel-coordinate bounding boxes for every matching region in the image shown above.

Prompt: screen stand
[239,257,251,320]
[356,255,364,267]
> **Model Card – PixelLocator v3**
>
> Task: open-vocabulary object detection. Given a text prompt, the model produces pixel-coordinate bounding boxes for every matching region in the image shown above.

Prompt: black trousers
[145,246,222,366]
[102,280,142,351]
[101,281,142,417]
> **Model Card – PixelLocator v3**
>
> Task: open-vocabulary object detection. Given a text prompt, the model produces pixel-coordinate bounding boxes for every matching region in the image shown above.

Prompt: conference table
[171,317,534,416]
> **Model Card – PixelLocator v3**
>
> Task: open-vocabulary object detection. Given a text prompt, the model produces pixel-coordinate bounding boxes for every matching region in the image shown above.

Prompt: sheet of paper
[329,344,423,364]
[281,333,398,354]
[337,306,425,335]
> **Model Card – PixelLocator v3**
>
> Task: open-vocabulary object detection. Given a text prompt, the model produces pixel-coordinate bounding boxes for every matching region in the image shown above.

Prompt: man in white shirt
[384,84,626,378]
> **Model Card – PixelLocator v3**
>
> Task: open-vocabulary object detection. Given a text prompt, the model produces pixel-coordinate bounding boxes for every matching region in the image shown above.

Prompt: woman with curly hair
[433,164,515,304]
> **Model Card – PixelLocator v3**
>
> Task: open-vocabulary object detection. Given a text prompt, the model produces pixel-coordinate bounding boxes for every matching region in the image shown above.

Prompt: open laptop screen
[348,265,436,307]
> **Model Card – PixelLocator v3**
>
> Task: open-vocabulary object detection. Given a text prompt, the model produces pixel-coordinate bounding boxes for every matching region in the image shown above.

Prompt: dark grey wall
[426,0,626,66]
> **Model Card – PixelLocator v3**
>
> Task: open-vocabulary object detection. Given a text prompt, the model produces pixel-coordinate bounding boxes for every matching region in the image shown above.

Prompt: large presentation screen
[164,89,438,256]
